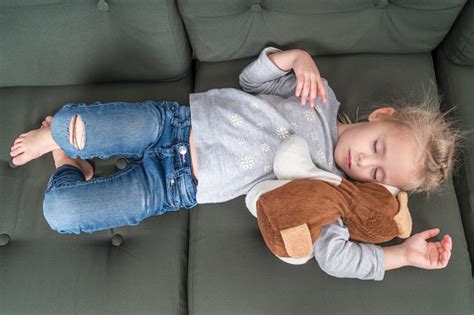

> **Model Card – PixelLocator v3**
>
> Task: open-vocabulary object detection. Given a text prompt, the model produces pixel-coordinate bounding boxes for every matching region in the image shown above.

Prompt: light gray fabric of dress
[190,47,343,204]
[189,47,385,281]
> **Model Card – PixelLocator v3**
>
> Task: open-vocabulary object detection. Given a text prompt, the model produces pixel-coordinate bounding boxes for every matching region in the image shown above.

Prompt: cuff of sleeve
[373,245,385,281]
[259,46,292,78]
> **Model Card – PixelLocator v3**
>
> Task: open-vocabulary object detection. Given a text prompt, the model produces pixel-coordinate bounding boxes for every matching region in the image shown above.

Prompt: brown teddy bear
[245,135,412,261]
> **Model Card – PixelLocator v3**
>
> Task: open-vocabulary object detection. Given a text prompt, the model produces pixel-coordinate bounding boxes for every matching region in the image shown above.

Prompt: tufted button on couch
[1,0,473,314]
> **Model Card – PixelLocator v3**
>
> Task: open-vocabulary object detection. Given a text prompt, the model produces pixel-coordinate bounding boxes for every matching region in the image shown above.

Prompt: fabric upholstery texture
[435,48,474,275]
[1,0,473,314]
[0,0,191,87]
[188,54,472,314]
[443,0,474,65]
[178,0,466,62]
[0,79,193,314]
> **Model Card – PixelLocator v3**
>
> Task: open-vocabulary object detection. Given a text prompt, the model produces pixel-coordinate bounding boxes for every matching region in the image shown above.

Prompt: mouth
[347,150,352,168]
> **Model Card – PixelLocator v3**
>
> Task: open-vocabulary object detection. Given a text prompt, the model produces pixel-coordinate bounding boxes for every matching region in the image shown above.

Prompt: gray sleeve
[239,47,297,98]
[314,218,385,281]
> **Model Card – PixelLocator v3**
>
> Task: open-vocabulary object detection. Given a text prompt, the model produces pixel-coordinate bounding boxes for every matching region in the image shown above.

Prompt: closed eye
[373,140,378,153]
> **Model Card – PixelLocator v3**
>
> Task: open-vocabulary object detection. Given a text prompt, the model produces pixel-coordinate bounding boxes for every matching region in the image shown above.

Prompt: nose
[357,152,378,168]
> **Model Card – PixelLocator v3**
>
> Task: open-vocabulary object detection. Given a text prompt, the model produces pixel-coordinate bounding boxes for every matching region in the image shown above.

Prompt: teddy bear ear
[280,224,313,258]
[394,192,413,239]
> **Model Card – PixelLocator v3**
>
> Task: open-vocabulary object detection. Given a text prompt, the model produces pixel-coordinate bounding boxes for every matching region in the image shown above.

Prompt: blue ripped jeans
[43,101,197,234]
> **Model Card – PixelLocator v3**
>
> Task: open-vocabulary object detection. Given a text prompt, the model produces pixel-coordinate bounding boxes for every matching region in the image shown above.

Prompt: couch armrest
[442,0,474,65]
[434,47,474,276]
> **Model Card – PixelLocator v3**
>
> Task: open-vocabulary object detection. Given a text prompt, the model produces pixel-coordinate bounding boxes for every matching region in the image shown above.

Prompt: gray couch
[1,0,473,314]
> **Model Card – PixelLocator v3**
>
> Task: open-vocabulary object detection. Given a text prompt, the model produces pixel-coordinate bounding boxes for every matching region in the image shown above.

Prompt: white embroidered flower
[264,164,273,173]
[284,103,293,111]
[290,122,298,131]
[240,155,255,170]
[237,135,247,145]
[276,127,291,140]
[260,143,271,152]
[250,102,259,111]
[230,114,244,127]
[317,151,327,162]
[256,122,265,129]
[304,110,317,122]
[310,131,319,142]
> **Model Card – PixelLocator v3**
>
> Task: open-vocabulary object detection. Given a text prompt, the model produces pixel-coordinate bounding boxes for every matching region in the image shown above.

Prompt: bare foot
[10,118,60,166]
[41,116,94,181]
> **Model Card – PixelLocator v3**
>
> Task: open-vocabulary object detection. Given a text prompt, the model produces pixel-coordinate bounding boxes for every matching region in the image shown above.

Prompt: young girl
[9,47,455,280]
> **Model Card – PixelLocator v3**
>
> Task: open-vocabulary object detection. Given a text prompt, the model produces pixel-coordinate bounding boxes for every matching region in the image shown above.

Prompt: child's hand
[291,50,328,108]
[402,228,452,270]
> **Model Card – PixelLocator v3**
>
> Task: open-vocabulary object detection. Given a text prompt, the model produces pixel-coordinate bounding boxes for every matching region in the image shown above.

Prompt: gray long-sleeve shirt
[189,47,385,280]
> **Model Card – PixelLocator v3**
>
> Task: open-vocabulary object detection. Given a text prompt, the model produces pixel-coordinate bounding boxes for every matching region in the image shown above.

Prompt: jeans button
[178,146,187,155]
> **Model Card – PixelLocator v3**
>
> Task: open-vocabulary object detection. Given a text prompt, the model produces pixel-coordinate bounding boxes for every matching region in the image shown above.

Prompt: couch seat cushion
[188,53,472,314]
[0,77,192,314]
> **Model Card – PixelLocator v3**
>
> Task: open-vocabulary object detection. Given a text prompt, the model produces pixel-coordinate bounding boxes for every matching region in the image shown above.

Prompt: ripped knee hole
[68,115,85,150]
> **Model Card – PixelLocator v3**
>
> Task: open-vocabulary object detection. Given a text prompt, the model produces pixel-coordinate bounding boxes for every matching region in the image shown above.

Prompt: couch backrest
[443,0,474,65]
[0,0,191,87]
[178,0,466,62]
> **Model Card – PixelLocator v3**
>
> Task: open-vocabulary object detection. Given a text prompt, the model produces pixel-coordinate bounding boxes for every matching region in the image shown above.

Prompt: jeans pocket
[166,174,180,211]
[166,171,197,211]
[170,106,191,129]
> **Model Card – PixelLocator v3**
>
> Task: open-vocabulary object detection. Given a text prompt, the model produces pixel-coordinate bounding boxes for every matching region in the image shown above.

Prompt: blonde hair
[339,94,462,193]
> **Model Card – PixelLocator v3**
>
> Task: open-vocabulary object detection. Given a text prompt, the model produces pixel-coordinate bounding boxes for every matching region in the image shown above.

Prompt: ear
[393,191,413,239]
[280,224,313,258]
[368,107,396,122]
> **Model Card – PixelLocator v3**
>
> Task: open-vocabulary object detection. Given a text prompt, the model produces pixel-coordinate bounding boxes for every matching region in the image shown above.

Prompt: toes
[12,155,26,166]
[41,117,53,128]
[13,138,24,145]
[10,142,23,152]
[10,146,24,157]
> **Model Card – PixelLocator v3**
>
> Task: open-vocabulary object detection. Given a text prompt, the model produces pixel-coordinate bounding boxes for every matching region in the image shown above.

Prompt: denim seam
[47,163,137,190]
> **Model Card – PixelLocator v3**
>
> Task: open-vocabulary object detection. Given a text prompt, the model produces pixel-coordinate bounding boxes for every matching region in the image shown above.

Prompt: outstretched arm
[315,221,453,281]
[384,228,452,270]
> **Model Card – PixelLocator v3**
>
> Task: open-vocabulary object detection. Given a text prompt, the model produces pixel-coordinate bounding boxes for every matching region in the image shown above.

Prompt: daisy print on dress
[276,127,291,140]
[237,135,247,145]
[290,122,298,131]
[310,131,319,142]
[250,102,259,111]
[240,155,255,170]
[284,103,293,111]
[230,114,244,127]
[303,110,317,122]
[260,143,271,152]
[263,164,273,173]
[316,151,327,163]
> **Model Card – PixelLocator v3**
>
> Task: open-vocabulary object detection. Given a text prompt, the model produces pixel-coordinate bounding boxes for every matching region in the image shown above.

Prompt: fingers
[295,74,321,108]
[434,235,452,269]
[419,228,440,240]
[316,77,328,104]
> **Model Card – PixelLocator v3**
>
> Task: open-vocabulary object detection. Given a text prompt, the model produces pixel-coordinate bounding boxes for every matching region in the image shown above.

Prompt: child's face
[334,108,422,190]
